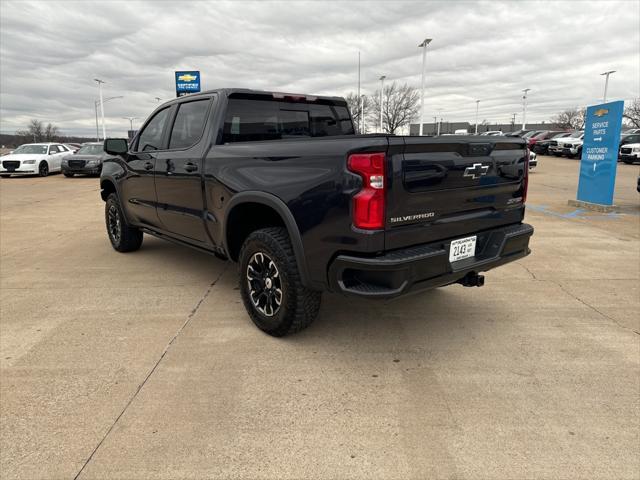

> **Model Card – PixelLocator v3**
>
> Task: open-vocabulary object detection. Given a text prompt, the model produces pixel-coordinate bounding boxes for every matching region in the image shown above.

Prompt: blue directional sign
[175,71,201,97]
[576,100,624,206]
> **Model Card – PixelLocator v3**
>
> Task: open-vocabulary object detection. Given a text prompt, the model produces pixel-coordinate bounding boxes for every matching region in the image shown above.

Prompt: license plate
[449,236,476,262]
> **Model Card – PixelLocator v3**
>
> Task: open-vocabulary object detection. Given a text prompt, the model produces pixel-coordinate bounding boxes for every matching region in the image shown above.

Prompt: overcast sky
[1,0,639,137]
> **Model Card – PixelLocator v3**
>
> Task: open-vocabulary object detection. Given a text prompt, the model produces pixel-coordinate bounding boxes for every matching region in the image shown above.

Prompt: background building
[409,121,564,135]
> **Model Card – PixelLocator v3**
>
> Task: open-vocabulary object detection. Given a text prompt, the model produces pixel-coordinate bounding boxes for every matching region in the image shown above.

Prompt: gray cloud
[1,0,638,137]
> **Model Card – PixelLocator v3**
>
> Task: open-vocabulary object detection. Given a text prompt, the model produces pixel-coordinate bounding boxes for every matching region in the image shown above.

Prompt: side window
[136,108,170,152]
[168,99,210,149]
[48,146,57,154]
[57,145,66,152]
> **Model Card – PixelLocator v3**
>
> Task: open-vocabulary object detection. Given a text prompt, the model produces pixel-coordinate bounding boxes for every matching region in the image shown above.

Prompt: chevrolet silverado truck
[101,88,533,336]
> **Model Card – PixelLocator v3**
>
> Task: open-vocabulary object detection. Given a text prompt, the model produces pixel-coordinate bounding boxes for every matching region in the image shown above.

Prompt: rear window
[222,97,354,143]
[169,99,210,149]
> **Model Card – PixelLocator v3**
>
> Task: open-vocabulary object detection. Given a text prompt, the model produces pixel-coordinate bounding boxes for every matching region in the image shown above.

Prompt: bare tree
[623,98,640,128]
[16,119,45,142]
[368,82,420,134]
[44,123,60,141]
[15,119,61,143]
[345,92,371,134]
[552,108,586,130]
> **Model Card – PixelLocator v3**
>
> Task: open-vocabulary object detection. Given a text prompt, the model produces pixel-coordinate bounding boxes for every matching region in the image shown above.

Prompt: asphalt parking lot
[1,156,638,480]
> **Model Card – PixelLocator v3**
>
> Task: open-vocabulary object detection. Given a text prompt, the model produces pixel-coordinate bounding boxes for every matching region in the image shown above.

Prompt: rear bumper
[328,223,533,298]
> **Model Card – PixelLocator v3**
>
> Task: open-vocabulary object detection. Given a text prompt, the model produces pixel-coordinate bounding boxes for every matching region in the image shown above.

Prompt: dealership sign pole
[570,100,624,210]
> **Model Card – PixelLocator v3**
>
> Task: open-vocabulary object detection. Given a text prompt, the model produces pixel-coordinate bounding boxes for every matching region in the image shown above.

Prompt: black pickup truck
[101,88,533,336]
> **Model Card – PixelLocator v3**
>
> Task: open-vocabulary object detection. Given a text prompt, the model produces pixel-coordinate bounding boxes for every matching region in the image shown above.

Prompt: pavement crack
[514,263,638,336]
[516,261,538,280]
[550,279,640,336]
[72,265,228,480]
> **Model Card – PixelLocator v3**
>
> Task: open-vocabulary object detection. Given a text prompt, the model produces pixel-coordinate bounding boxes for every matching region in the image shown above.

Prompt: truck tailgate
[385,136,527,250]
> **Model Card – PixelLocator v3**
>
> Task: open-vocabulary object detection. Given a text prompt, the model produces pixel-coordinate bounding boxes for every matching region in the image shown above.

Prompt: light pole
[94,78,107,140]
[475,100,480,134]
[522,88,531,130]
[360,94,366,134]
[600,70,615,103]
[418,38,432,136]
[123,117,139,133]
[379,75,386,132]
[357,51,361,133]
[94,96,123,141]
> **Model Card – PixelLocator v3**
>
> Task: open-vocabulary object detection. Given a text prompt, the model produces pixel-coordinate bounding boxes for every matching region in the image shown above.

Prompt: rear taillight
[348,152,386,229]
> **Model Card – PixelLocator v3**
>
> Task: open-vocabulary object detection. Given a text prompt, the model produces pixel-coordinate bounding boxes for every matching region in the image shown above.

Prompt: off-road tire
[38,161,49,177]
[105,193,143,252]
[239,227,321,336]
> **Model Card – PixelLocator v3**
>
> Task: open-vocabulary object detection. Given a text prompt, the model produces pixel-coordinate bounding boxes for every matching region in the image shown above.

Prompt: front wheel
[105,193,143,252]
[239,227,321,336]
[38,161,49,177]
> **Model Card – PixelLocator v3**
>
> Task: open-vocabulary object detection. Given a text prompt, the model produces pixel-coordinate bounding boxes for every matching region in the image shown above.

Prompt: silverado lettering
[390,212,435,223]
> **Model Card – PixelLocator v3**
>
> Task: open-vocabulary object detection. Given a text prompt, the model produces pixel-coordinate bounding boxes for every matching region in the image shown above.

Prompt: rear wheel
[38,161,49,177]
[105,193,143,252]
[239,227,321,336]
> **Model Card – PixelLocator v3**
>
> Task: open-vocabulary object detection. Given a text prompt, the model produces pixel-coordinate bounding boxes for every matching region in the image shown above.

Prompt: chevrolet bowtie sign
[175,71,201,97]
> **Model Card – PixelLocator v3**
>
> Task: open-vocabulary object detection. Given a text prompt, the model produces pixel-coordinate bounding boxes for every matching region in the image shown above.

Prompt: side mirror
[104,138,128,156]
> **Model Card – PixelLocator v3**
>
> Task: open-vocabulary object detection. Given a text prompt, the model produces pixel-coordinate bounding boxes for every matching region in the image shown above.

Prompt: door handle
[144,162,154,171]
[184,162,198,172]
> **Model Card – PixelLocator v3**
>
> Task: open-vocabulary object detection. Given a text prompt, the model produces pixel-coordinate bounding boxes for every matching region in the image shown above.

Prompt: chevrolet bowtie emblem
[463,163,489,179]
[177,74,197,82]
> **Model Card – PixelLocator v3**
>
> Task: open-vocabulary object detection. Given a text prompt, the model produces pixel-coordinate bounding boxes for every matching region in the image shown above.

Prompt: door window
[169,99,210,149]
[136,108,170,152]
[48,146,57,154]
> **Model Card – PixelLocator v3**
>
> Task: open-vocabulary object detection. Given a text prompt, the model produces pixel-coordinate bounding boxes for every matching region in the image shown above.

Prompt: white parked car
[548,132,584,158]
[619,143,640,164]
[0,143,71,177]
[528,149,537,170]
[480,130,503,136]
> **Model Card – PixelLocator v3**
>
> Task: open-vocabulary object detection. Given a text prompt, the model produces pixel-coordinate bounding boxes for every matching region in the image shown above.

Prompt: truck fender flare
[223,191,310,287]
[100,175,121,202]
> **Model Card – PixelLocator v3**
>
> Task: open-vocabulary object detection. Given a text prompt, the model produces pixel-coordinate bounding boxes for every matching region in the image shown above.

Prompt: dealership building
[409,121,564,135]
